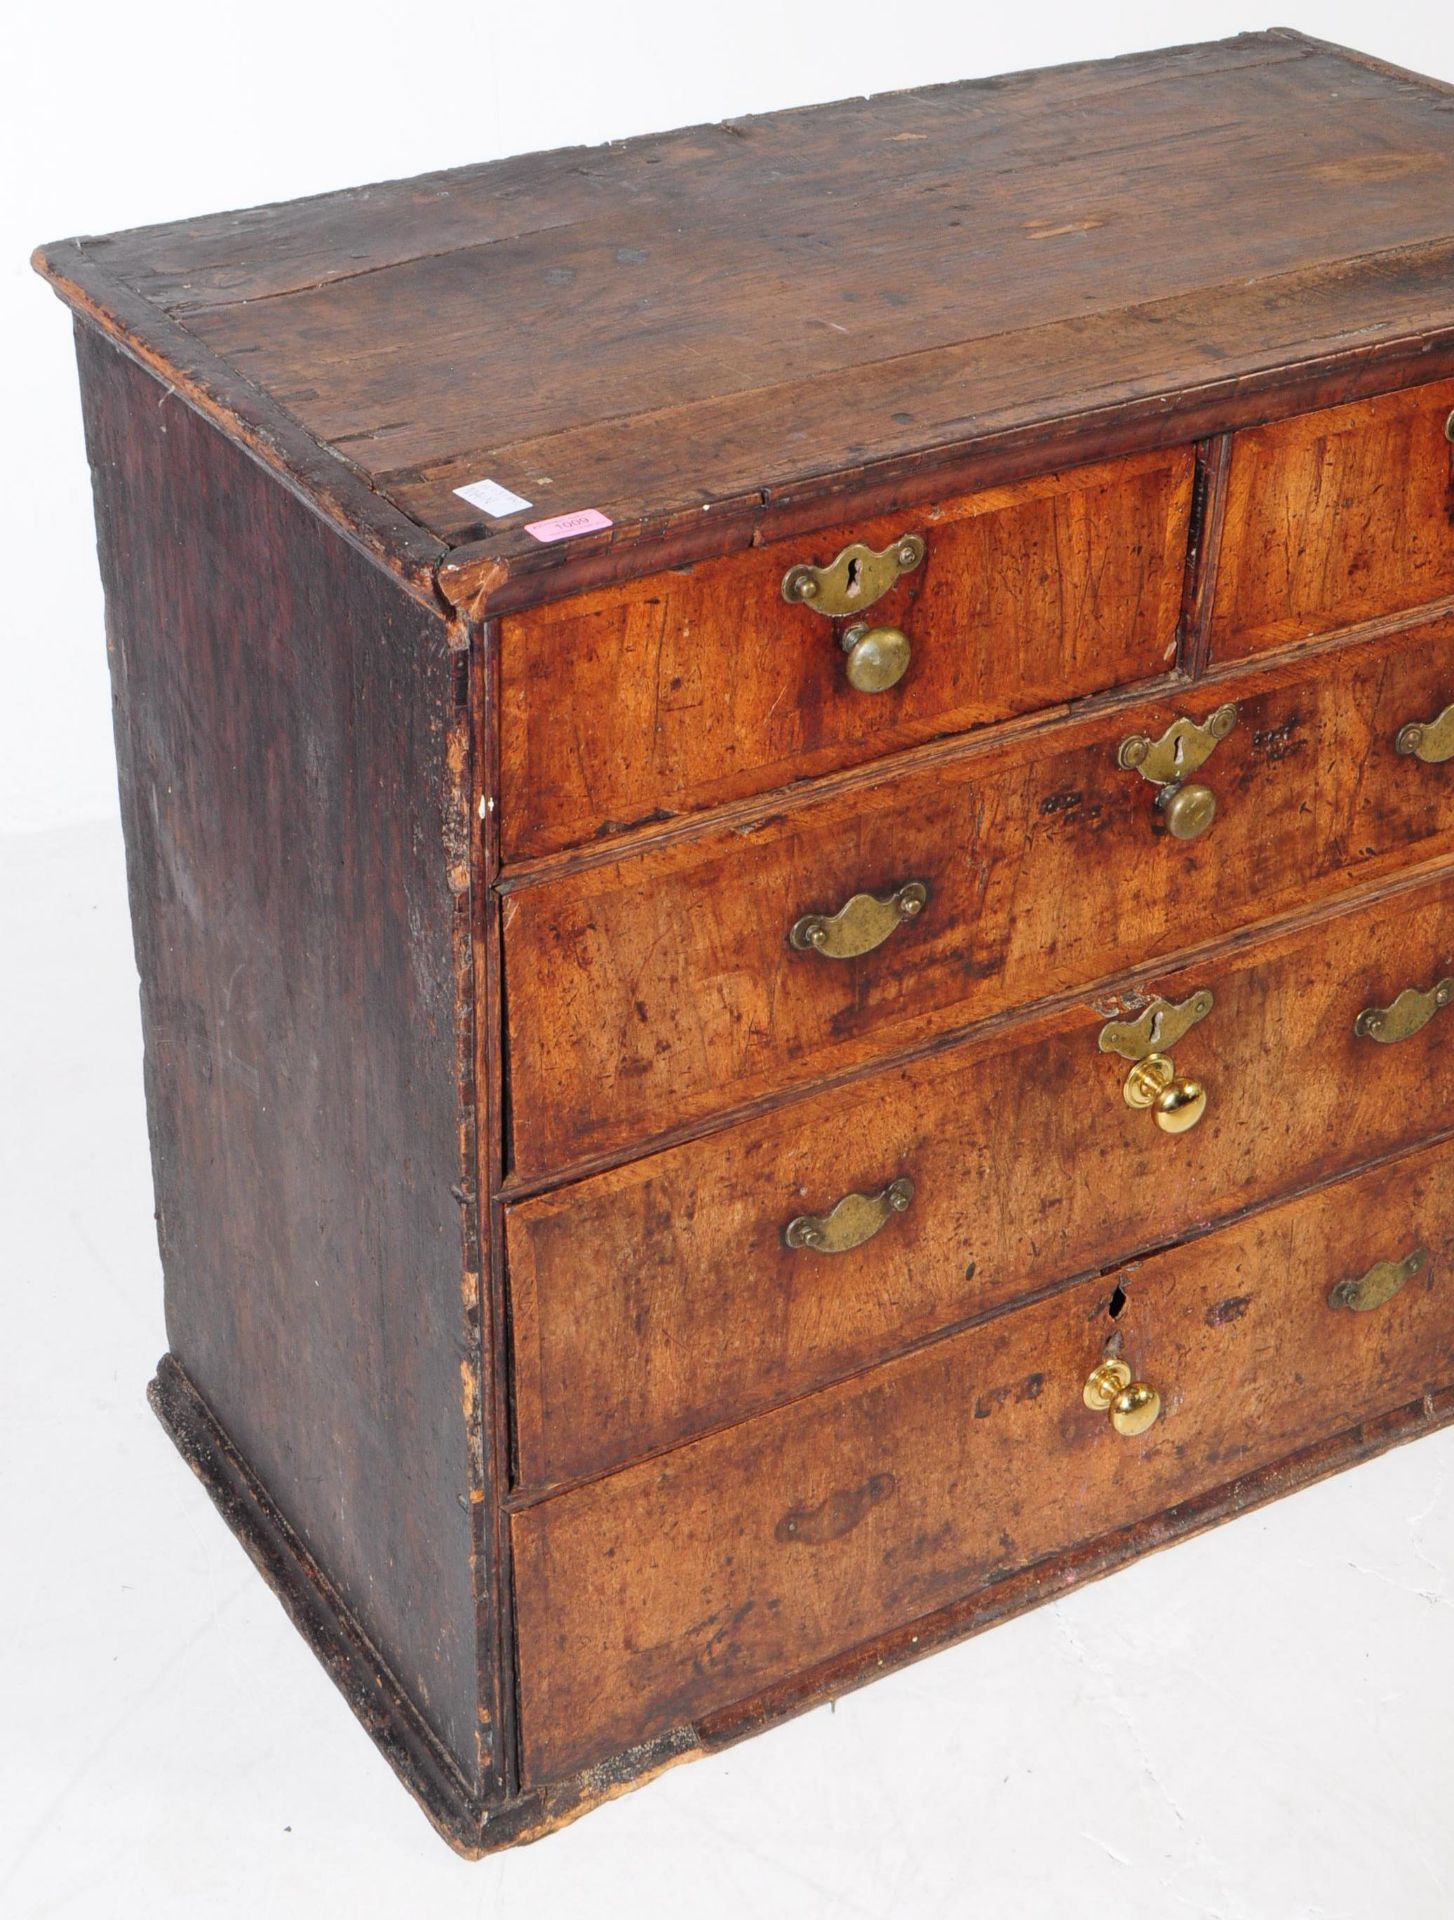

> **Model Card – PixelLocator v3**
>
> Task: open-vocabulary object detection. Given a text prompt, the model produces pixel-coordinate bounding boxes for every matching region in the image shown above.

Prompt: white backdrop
[6,6,1454,1917]
[4,0,1453,833]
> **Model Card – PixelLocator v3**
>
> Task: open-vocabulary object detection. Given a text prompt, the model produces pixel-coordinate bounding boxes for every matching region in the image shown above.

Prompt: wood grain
[513,1136,1454,1782]
[76,328,491,1784]
[507,869,1454,1491]
[498,451,1193,858]
[503,617,1454,1180]
[32,33,1454,610]
[1210,379,1454,659]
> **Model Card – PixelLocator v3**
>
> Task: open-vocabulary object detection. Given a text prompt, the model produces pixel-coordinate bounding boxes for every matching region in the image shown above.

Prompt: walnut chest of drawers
[37,28,1454,1854]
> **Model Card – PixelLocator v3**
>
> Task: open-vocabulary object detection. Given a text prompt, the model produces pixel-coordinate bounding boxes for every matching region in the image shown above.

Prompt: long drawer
[498,448,1195,860]
[504,615,1454,1178]
[512,1136,1454,1784]
[508,867,1454,1490]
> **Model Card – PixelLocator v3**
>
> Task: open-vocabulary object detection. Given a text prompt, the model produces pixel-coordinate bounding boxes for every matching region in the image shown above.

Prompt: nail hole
[1108,1282,1127,1319]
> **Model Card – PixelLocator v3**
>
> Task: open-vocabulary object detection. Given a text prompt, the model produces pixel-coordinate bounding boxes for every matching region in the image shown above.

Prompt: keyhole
[1108,1282,1128,1319]
[845,556,862,598]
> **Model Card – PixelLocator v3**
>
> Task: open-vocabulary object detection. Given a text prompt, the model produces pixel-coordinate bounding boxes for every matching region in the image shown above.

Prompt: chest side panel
[77,328,492,1787]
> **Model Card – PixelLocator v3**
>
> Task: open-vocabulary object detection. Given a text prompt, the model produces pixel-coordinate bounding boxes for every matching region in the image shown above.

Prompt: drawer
[512,1136,1454,1784]
[1209,376,1454,663]
[504,616,1454,1178]
[499,449,1195,860]
[509,869,1454,1491]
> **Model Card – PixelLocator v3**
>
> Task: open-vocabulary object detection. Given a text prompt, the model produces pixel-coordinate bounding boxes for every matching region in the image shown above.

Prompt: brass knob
[1084,1359,1161,1436]
[841,623,910,693]
[1122,1053,1207,1133]
[1158,782,1216,841]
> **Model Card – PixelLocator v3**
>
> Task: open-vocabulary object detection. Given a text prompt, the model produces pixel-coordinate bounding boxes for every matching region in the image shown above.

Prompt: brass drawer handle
[782,535,924,693]
[1329,1246,1429,1312]
[790,879,928,958]
[1098,991,1213,1135]
[1395,704,1454,763]
[1084,1359,1161,1436]
[1354,979,1453,1044]
[785,1176,914,1253]
[1117,702,1237,841]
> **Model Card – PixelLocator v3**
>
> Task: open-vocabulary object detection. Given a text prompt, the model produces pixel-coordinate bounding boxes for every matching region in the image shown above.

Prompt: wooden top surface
[35,30,1454,613]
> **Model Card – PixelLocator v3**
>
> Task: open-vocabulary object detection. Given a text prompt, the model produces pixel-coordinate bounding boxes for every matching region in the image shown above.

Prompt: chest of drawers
[36,28,1454,1853]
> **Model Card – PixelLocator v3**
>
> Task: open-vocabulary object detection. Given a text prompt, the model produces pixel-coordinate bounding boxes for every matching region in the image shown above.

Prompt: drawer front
[512,1138,1454,1784]
[509,870,1454,1490]
[505,617,1454,1178]
[1209,377,1454,663]
[499,450,1194,860]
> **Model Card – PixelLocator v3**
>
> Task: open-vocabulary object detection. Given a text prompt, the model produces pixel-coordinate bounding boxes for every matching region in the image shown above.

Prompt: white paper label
[453,477,533,518]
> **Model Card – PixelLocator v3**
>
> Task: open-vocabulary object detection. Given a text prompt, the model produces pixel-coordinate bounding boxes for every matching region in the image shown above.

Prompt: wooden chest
[36,28,1454,1853]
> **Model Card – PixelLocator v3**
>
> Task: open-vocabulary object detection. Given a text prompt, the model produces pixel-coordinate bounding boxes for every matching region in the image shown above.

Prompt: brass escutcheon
[1083,1358,1162,1436]
[785,1176,914,1253]
[790,880,928,959]
[1098,991,1214,1062]
[1098,992,1213,1136]
[1117,703,1238,841]
[1395,703,1454,764]
[782,534,925,618]
[1354,979,1454,1044]
[1328,1247,1429,1313]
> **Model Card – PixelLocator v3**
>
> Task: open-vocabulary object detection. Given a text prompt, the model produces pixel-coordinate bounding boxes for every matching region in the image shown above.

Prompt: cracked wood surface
[31,30,1454,611]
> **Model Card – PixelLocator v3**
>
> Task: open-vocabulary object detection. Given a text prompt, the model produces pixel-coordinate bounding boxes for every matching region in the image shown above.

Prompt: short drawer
[512,1136,1454,1784]
[504,615,1454,1178]
[1209,376,1454,662]
[508,868,1454,1491]
[499,449,1194,859]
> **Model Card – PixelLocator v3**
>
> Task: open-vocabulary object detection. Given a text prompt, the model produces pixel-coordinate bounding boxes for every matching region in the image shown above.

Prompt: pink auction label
[523,508,613,543]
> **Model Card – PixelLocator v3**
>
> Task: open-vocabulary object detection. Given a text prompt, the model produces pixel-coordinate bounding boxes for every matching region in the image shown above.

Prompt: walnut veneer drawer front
[505,617,1454,1177]
[514,1137,1454,1783]
[1209,378,1454,662]
[499,450,1195,859]
[509,868,1454,1490]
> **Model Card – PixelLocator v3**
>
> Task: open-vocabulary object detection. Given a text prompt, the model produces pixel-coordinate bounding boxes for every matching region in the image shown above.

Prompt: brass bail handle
[782,534,925,693]
[790,880,928,960]
[1328,1247,1430,1313]
[785,1176,915,1254]
[1084,1359,1162,1436]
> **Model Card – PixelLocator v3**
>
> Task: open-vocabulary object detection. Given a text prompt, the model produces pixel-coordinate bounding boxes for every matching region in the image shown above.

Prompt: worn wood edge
[147,1353,701,1856]
[33,244,450,614]
[470,614,525,1796]
[1268,25,1454,98]
[438,326,1454,620]
[149,1348,1454,1851]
